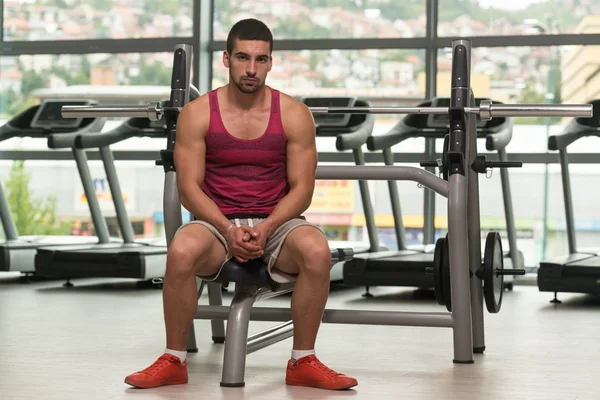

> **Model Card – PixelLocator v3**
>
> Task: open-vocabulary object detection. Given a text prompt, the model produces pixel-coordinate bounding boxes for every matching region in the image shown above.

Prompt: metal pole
[195,305,454,328]
[72,148,110,243]
[353,148,379,252]
[448,39,474,363]
[163,44,193,247]
[466,93,485,353]
[498,148,520,269]
[0,182,19,240]
[62,103,593,120]
[423,138,436,245]
[98,146,135,244]
[382,147,407,250]
[558,149,577,254]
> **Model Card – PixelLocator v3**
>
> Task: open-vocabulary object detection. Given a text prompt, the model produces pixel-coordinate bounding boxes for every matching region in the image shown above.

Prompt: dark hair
[226,18,273,55]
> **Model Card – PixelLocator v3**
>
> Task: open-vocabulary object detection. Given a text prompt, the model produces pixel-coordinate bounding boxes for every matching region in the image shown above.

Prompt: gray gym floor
[0,273,598,400]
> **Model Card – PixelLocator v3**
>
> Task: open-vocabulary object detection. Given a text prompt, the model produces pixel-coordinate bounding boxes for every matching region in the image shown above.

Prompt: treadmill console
[302,97,357,128]
[30,99,95,130]
[427,97,488,129]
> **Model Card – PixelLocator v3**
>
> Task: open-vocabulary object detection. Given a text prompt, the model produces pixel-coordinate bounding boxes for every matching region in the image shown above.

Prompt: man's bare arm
[174,98,233,237]
[260,100,317,237]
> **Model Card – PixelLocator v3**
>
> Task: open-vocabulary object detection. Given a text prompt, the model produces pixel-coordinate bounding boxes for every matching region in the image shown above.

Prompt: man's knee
[293,228,331,275]
[167,224,224,277]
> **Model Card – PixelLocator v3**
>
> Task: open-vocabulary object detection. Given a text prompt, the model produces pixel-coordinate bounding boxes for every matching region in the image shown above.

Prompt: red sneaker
[285,354,358,390]
[124,354,188,389]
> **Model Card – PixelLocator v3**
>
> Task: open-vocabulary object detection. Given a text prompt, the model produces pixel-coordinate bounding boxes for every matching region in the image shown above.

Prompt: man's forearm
[179,186,232,236]
[261,186,313,236]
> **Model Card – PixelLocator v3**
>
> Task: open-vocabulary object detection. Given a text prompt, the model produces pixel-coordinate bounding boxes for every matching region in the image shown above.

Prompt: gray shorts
[176,217,325,283]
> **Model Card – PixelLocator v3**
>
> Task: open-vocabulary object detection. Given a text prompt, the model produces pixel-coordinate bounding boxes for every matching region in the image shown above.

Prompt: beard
[231,71,262,94]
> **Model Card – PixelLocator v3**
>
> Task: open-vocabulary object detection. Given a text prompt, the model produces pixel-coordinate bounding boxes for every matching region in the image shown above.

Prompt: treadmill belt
[564,256,600,276]
[367,253,434,271]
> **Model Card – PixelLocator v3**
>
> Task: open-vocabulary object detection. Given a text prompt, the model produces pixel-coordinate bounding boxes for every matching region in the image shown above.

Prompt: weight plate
[483,231,504,313]
[433,237,446,306]
[442,237,452,312]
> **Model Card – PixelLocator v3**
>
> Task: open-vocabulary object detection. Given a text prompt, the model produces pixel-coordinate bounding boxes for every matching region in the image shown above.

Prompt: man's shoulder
[183,91,211,113]
[277,90,311,116]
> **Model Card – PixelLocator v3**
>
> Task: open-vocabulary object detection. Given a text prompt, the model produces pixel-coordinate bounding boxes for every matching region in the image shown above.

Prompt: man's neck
[225,83,269,111]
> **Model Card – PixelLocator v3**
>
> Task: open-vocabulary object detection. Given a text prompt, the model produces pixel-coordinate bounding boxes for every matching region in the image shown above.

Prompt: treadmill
[0,100,116,274]
[537,99,600,298]
[34,112,174,282]
[343,97,524,294]
[301,96,383,281]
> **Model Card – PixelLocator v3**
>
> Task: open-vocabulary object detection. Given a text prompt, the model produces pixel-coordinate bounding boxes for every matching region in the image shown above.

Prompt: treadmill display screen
[30,100,93,129]
[302,97,357,127]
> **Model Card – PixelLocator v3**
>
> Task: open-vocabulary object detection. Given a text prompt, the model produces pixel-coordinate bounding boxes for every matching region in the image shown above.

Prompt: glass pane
[438,1,600,37]
[0,160,167,239]
[3,0,194,41]
[0,52,175,120]
[436,45,600,154]
[213,0,427,40]
[212,48,427,151]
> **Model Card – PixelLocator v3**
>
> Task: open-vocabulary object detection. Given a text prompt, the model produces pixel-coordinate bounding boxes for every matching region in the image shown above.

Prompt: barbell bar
[60,99,593,121]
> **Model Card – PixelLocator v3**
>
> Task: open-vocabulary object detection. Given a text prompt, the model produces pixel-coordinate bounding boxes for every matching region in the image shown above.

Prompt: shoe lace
[298,357,341,377]
[140,356,175,376]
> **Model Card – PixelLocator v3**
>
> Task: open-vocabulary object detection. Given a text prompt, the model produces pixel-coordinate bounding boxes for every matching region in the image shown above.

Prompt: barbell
[60,100,593,120]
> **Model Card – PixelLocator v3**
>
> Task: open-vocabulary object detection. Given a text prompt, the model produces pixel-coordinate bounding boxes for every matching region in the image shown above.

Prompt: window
[2,0,194,41]
[438,0,600,37]
[212,48,426,100]
[436,44,600,134]
[212,48,427,151]
[0,52,174,120]
[213,0,427,40]
[0,160,166,239]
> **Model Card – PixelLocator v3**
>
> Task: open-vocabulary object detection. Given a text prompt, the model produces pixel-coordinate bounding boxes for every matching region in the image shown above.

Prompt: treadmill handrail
[74,120,154,149]
[335,114,375,151]
[548,100,600,151]
[548,127,600,151]
[366,98,513,152]
[366,122,417,151]
[484,117,514,151]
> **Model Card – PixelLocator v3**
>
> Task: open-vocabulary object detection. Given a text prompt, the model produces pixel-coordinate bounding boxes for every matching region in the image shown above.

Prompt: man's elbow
[177,183,196,210]
[291,182,315,210]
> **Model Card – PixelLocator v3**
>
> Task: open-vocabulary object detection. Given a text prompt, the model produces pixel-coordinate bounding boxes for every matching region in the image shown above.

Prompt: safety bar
[194,305,454,328]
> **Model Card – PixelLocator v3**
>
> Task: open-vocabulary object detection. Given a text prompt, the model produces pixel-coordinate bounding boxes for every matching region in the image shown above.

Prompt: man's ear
[223,51,230,68]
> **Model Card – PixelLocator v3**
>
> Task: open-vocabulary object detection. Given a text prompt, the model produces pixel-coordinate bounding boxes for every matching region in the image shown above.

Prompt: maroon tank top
[201,88,289,217]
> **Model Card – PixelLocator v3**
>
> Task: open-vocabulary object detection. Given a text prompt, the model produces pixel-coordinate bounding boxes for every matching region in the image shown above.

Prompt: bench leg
[208,282,226,343]
[220,286,256,387]
[186,278,204,352]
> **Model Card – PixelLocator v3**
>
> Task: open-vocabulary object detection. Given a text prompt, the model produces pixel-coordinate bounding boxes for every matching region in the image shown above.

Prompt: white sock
[165,348,187,363]
[291,349,315,361]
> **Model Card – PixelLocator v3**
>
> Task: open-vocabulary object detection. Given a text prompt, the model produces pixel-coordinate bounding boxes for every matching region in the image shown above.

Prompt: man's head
[223,18,273,94]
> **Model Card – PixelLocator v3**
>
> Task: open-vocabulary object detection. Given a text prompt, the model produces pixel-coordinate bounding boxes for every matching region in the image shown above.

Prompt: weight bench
[189,247,354,387]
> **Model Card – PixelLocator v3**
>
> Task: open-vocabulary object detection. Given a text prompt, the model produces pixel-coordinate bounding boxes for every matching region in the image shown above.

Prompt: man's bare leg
[275,226,358,390]
[163,225,226,351]
[124,224,225,389]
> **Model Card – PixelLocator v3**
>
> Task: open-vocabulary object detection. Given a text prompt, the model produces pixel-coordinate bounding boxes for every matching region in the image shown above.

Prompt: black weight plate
[483,231,504,313]
[442,237,452,312]
[433,237,446,306]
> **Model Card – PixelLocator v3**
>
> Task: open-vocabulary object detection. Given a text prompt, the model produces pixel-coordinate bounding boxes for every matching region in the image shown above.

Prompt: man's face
[223,39,272,94]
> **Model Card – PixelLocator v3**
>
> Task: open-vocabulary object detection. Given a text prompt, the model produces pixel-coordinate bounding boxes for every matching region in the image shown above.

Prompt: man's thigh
[265,219,327,275]
[174,220,228,278]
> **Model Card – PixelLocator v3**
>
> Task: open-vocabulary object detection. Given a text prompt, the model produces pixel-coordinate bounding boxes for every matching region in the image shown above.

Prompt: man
[124,18,358,391]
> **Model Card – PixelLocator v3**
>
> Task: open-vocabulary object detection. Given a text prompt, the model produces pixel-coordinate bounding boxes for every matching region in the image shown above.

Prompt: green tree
[5,160,71,236]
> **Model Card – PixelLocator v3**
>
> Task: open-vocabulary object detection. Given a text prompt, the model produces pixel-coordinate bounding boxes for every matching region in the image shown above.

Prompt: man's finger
[239,225,259,238]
